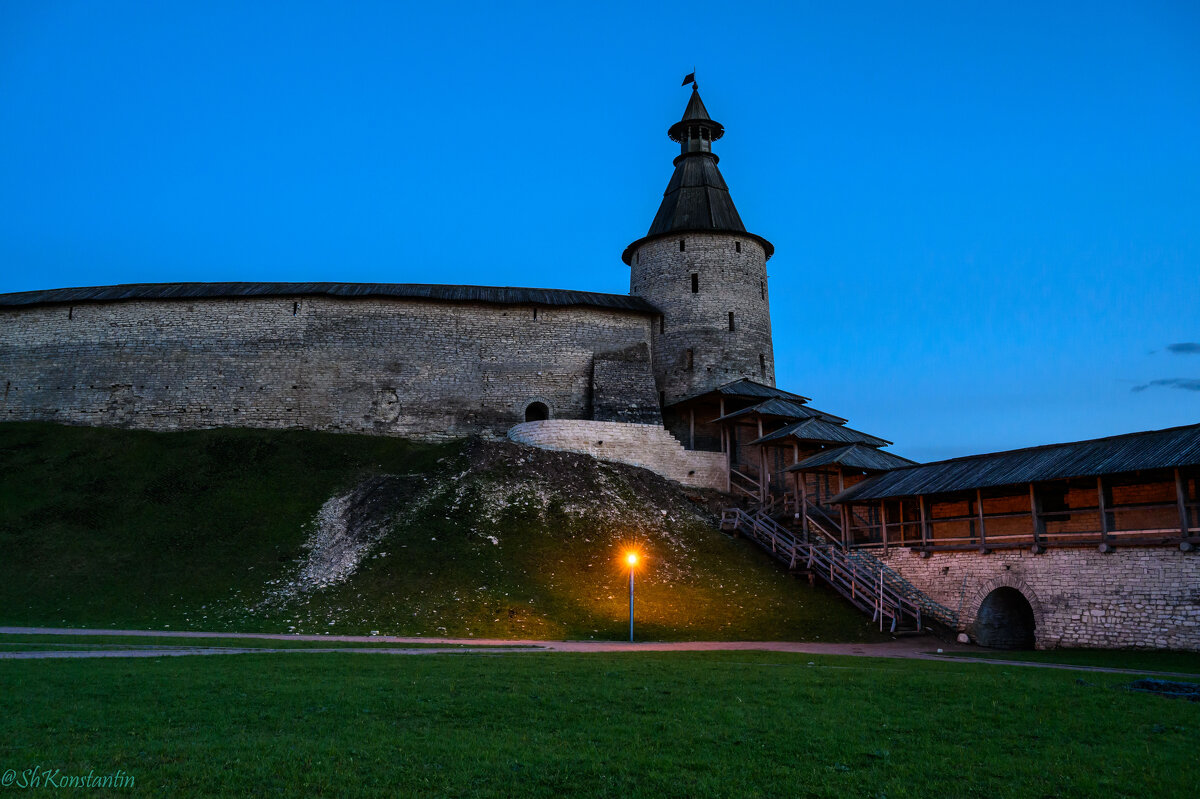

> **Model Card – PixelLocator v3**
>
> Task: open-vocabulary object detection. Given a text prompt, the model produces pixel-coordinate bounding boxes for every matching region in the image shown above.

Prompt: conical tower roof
[623,87,772,264]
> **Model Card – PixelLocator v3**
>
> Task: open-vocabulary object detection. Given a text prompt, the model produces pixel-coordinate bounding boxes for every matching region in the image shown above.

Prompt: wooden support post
[841,504,850,551]
[723,427,731,493]
[919,494,930,551]
[792,470,800,519]
[689,407,695,450]
[759,446,768,504]
[976,488,987,552]
[1176,468,1190,540]
[799,473,809,538]
[1096,476,1112,552]
[1029,483,1046,553]
[880,500,888,553]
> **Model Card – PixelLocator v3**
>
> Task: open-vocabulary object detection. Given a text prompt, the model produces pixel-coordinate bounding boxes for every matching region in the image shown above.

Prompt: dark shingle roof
[669,378,811,407]
[834,422,1200,503]
[647,154,746,237]
[712,398,848,425]
[0,282,661,314]
[785,444,917,473]
[751,418,892,447]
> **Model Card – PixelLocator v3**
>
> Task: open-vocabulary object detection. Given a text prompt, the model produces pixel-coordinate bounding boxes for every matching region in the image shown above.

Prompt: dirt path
[1,626,1196,679]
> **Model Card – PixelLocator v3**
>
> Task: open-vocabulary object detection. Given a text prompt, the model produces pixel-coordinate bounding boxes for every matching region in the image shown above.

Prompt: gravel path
[1,626,1196,679]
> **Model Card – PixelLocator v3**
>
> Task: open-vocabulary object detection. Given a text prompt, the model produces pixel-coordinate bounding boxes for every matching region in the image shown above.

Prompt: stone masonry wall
[591,343,662,425]
[629,233,774,404]
[877,546,1200,650]
[0,296,657,439]
[508,419,725,490]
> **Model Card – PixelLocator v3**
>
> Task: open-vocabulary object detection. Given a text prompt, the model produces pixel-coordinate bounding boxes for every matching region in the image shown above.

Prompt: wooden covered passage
[830,423,1200,554]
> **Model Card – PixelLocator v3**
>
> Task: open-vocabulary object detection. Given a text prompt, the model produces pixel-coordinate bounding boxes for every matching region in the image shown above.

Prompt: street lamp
[624,550,640,642]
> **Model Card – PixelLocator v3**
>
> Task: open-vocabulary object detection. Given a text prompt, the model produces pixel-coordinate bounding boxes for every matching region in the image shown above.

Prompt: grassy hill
[0,422,884,641]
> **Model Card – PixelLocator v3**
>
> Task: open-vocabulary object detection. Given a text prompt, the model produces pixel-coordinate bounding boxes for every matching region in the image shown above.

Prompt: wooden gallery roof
[786,444,917,473]
[835,422,1200,503]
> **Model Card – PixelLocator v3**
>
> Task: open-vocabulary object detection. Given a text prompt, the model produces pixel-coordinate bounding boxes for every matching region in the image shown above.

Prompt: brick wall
[878,546,1200,650]
[629,233,774,403]
[0,295,657,438]
[508,419,726,490]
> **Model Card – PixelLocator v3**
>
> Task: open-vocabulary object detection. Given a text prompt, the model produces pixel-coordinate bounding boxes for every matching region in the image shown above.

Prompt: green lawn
[934,648,1200,675]
[0,422,883,642]
[2,652,1195,798]
[0,634,533,651]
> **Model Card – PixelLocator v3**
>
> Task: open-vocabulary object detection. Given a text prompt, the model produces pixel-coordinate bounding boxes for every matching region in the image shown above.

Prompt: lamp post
[625,551,639,642]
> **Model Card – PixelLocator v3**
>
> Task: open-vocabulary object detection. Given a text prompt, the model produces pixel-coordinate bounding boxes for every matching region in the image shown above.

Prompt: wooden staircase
[720,507,959,633]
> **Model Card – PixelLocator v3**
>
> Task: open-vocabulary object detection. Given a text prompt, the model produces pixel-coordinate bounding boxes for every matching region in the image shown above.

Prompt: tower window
[735,241,741,253]
[659,316,665,334]
[691,273,699,293]
[760,280,765,300]
[636,251,640,264]
[293,301,299,316]
[759,354,766,377]
[686,349,694,371]
[728,312,735,332]
[679,239,685,252]
[659,391,666,408]
[533,307,538,320]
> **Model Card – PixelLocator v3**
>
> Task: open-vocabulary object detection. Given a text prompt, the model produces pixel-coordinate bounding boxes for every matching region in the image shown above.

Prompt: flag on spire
[681,72,695,87]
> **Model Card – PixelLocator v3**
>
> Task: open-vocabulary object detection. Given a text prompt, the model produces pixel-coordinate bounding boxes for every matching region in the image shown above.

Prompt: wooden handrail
[721,507,951,632]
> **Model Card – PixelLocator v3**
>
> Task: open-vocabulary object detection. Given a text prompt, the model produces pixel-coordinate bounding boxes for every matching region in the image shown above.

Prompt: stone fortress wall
[629,233,774,404]
[0,294,658,439]
[878,546,1200,650]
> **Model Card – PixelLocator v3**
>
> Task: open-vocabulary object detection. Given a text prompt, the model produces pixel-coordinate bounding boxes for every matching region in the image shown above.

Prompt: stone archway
[524,401,550,422]
[973,586,1037,649]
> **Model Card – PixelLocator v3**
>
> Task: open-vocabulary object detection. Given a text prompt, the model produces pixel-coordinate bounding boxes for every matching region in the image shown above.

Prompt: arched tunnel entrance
[524,401,550,422]
[974,587,1036,649]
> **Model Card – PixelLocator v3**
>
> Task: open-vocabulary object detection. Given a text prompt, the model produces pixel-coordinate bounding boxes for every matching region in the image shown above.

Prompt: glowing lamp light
[623,549,642,642]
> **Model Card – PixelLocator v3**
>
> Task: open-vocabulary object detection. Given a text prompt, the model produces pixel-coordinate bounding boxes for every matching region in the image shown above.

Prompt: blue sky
[1,1,1197,460]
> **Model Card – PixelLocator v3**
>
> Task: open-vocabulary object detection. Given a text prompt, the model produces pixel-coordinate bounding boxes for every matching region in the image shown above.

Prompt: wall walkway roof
[0,282,661,314]
[834,422,1200,503]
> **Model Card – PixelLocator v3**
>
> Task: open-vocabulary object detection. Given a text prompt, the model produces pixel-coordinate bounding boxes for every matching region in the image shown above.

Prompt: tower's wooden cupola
[667,88,725,156]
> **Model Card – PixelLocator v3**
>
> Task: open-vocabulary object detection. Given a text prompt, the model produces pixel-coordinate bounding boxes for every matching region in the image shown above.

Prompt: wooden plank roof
[669,378,811,407]
[0,282,662,314]
[834,422,1200,503]
[751,418,892,447]
[711,398,848,425]
[785,444,917,473]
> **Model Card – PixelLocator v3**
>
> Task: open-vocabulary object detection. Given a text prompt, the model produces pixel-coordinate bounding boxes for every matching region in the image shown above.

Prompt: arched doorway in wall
[974,587,1036,649]
[524,401,550,422]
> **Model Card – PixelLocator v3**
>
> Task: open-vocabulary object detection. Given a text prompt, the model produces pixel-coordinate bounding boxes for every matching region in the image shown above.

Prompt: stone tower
[624,85,775,405]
